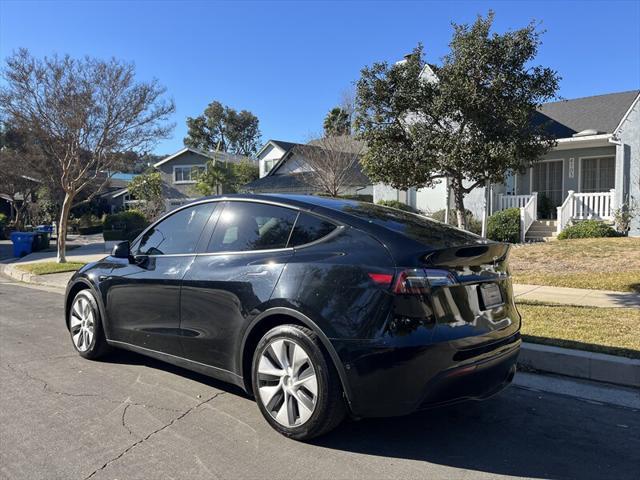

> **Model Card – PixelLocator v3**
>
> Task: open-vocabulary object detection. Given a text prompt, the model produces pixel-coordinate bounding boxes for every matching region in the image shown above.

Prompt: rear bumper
[332,332,521,418]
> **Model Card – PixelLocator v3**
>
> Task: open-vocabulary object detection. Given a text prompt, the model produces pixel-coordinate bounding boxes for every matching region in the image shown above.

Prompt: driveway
[1,280,638,480]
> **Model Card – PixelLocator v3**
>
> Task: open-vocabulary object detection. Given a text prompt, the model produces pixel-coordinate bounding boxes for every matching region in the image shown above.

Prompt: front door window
[581,157,615,193]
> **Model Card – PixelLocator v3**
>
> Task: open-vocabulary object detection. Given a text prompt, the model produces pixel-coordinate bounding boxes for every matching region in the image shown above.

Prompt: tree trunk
[452,179,468,230]
[57,192,74,263]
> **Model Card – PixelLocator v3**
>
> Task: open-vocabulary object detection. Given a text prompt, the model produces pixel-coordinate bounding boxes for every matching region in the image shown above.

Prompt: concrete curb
[519,342,640,389]
[0,262,66,290]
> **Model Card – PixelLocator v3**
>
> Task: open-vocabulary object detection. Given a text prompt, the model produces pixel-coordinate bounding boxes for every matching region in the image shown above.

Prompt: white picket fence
[556,189,616,233]
[496,194,533,210]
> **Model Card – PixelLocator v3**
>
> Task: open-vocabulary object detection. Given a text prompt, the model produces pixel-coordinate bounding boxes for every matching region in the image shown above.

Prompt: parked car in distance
[64,194,521,440]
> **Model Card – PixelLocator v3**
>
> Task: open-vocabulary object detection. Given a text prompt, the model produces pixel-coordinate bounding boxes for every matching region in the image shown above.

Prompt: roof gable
[153,147,256,168]
[536,90,640,137]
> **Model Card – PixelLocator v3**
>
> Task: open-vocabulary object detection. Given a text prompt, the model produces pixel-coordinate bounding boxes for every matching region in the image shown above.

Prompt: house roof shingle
[535,90,639,137]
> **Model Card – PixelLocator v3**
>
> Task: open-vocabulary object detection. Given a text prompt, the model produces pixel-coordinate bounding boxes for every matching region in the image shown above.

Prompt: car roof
[194,194,482,265]
[200,193,360,210]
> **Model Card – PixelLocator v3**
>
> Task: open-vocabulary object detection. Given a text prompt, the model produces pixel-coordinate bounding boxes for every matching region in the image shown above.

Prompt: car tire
[68,290,110,360]
[251,324,346,440]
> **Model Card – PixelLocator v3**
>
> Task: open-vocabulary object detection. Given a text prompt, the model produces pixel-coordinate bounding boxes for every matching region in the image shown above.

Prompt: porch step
[525,220,558,242]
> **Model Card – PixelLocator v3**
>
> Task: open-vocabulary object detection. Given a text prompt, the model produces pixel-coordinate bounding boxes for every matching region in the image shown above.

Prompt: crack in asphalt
[3,363,184,414]
[121,404,134,436]
[83,392,226,480]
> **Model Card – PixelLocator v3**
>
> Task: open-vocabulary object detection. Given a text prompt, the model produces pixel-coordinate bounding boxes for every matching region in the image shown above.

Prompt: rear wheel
[68,290,109,359]
[251,324,346,440]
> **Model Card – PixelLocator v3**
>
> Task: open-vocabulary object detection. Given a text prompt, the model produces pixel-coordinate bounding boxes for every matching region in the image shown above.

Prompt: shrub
[0,213,7,239]
[78,225,103,235]
[103,210,148,241]
[557,220,618,240]
[487,208,521,243]
[376,200,419,213]
[430,209,482,235]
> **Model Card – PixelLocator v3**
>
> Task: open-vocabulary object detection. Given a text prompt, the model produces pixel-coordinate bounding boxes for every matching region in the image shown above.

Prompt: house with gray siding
[153,147,255,210]
[491,90,640,239]
[375,90,640,239]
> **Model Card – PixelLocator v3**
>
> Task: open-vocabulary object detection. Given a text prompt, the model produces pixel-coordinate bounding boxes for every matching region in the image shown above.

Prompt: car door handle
[99,275,111,282]
[246,270,268,276]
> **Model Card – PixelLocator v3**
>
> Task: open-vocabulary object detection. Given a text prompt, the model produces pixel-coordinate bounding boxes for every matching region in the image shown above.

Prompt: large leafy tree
[356,12,559,229]
[323,107,351,137]
[184,101,261,156]
[0,49,175,261]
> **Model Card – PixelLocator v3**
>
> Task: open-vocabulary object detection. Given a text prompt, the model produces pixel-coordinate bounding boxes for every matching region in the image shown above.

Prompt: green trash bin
[33,232,50,251]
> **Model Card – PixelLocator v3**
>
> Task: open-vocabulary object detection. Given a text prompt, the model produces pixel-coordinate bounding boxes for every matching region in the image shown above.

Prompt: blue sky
[1,0,639,155]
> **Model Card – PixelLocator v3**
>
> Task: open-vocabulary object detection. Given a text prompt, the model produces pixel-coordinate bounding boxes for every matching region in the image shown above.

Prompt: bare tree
[295,136,365,197]
[0,49,175,261]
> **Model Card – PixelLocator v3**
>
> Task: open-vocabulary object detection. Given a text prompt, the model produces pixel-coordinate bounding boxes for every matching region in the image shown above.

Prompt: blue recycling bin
[10,232,37,258]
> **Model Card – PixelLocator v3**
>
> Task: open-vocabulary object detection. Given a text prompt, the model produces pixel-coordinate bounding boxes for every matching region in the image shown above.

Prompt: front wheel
[68,290,110,359]
[251,325,346,440]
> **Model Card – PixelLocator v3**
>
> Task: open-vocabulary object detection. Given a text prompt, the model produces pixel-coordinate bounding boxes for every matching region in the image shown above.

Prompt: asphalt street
[1,277,638,480]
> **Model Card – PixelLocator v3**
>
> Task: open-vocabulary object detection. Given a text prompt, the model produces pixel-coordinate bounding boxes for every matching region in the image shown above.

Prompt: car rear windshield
[340,203,482,249]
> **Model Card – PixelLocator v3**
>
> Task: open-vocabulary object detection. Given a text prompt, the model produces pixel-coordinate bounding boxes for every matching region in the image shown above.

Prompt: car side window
[136,203,216,255]
[207,202,297,252]
[289,213,337,246]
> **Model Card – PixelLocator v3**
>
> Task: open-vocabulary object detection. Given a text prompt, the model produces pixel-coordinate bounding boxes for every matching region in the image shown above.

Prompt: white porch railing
[519,193,538,243]
[497,194,533,211]
[556,189,616,234]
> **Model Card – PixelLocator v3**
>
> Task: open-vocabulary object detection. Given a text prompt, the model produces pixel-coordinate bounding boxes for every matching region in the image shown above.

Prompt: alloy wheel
[69,295,95,352]
[257,338,318,428]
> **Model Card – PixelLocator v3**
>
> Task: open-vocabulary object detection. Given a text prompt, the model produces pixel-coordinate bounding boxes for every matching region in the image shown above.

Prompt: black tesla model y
[65,194,521,440]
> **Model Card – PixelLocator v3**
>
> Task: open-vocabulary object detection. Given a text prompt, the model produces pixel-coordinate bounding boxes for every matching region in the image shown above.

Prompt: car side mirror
[112,241,131,260]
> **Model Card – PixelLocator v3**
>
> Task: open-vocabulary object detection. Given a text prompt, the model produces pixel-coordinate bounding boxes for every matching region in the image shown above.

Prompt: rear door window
[289,213,337,246]
[207,201,297,252]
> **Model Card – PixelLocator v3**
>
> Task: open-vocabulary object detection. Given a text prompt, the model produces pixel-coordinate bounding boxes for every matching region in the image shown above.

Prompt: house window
[581,157,615,193]
[174,165,205,184]
[264,159,275,174]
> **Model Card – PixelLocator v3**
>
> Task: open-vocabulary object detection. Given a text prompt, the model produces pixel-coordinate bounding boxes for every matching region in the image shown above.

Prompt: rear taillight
[368,272,394,287]
[392,268,457,294]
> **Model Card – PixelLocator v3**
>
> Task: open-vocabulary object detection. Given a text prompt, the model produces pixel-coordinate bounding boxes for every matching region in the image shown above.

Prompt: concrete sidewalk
[513,283,640,308]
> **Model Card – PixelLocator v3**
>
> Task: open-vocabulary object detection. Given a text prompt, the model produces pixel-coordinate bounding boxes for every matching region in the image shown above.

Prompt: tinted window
[136,203,216,255]
[341,203,480,249]
[289,213,337,246]
[208,202,297,252]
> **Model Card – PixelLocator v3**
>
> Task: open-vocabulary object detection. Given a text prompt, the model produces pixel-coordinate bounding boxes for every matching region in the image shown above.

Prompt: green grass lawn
[510,237,640,292]
[517,300,640,359]
[16,262,85,275]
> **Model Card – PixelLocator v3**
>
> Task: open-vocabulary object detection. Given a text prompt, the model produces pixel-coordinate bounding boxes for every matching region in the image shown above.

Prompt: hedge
[557,220,618,240]
[487,208,521,243]
[103,210,148,241]
[78,225,103,235]
[376,200,420,213]
[0,213,7,240]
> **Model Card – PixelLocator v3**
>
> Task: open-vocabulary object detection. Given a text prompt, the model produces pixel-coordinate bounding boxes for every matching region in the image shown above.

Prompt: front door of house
[532,160,563,219]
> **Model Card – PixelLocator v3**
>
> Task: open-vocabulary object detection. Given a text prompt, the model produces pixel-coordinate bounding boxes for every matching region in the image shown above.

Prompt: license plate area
[478,283,503,310]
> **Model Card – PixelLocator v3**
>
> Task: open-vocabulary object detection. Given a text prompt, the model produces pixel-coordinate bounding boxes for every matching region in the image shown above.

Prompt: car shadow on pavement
[100,349,249,398]
[312,388,639,480]
[100,349,638,480]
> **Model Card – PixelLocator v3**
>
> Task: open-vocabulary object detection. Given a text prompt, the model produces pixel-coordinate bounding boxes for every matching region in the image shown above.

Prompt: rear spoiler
[422,243,510,269]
